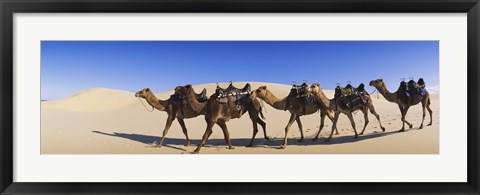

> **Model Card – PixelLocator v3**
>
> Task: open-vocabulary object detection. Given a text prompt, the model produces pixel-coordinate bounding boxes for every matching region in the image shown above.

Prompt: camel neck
[377,85,397,102]
[144,92,167,111]
[261,90,287,110]
[314,88,334,110]
[185,88,206,114]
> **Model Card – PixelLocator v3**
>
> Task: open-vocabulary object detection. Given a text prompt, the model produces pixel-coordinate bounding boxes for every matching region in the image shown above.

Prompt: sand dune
[42,88,137,112]
[41,82,439,154]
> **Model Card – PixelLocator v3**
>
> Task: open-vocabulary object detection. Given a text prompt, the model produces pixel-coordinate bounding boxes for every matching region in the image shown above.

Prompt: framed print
[1,0,479,194]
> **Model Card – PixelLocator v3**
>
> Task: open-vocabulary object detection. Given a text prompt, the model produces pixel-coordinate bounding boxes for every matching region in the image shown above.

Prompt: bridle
[138,97,155,112]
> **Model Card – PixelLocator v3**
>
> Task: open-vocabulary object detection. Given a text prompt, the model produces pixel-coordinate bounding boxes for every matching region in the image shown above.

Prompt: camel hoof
[297,139,305,143]
[398,129,405,132]
[193,149,200,154]
[184,143,191,147]
[246,144,253,147]
[312,138,318,141]
[226,146,235,150]
[381,127,386,132]
[280,145,287,149]
[153,144,162,148]
[264,137,270,141]
[359,132,364,135]
[419,126,423,129]
[427,123,432,126]
[324,138,331,142]
[354,135,358,138]
[335,132,340,135]
[409,124,413,129]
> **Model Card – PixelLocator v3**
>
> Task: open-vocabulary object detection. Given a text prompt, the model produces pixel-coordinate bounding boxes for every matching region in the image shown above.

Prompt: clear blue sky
[41,41,439,100]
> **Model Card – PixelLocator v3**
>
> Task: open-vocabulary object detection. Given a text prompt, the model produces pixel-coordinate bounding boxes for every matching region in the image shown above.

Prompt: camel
[134,87,207,147]
[174,84,267,153]
[253,86,336,148]
[369,79,432,131]
[309,83,386,141]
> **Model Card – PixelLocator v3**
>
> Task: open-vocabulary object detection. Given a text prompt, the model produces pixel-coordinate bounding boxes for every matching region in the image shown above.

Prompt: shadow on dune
[92,129,402,150]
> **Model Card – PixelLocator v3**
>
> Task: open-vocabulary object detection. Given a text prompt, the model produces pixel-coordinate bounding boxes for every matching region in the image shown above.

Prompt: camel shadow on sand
[92,129,405,151]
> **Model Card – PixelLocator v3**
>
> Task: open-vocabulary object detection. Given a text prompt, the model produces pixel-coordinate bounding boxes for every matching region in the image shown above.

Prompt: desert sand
[41,82,439,154]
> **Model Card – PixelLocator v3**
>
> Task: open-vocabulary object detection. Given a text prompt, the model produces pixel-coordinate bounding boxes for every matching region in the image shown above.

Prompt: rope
[368,88,379,99]
[138,97,154,112]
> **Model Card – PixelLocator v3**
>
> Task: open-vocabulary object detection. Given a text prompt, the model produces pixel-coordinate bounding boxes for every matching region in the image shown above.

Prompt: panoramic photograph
[40,41,439,154]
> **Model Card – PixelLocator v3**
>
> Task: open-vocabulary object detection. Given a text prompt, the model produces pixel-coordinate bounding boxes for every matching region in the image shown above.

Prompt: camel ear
[261,86,267,90]
[145,88,150,92]
[185,84,191,88]
[380,78,383,81]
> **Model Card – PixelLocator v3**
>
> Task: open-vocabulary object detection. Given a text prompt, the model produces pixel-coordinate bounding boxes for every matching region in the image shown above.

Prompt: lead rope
[369,88,379,99]
[138,97,155,112]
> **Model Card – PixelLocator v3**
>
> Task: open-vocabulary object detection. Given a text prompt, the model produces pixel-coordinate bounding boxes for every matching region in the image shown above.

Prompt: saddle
[171,88,208,104]
[405,78,427,97]
[214,83,252,106]
[288,82,313,99]
[286,82,316,114]
[334,83,368,109]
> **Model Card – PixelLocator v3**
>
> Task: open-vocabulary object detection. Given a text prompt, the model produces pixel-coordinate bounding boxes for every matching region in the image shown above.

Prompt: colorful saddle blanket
[405,79,427,97]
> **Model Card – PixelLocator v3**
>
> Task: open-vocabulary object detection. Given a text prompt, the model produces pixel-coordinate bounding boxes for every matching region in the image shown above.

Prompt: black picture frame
[1,0,479,194]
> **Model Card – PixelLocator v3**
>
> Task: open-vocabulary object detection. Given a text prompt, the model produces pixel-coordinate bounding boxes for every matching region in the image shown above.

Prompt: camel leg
[325,112,340,142]
[295,116,305,142]
[397,105,405,131]
[281,113,297,149]
[201,130,213,147]
[247,115,259,147]
[419,101,427,129]
[251,101,268,140]
[427,98,433,126]
[177,118,191,146]
[323,109,338,135]
[157,114,176,147]
[398,105,412,132]
[313,112,326,141]
[193,120,214,154]
[257,118,269,140]
[359,108,369,135]
[217,121,234,150]
[403,106,413,129]
[346,112,358,138]
[368,104,385,132]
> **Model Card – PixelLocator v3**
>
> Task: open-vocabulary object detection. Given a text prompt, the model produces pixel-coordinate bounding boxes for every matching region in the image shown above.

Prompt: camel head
[369,79,384,89]
[255,86,268,99]
[135,88,152,98]
[309,83,321,93]
[174,84,193,96]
